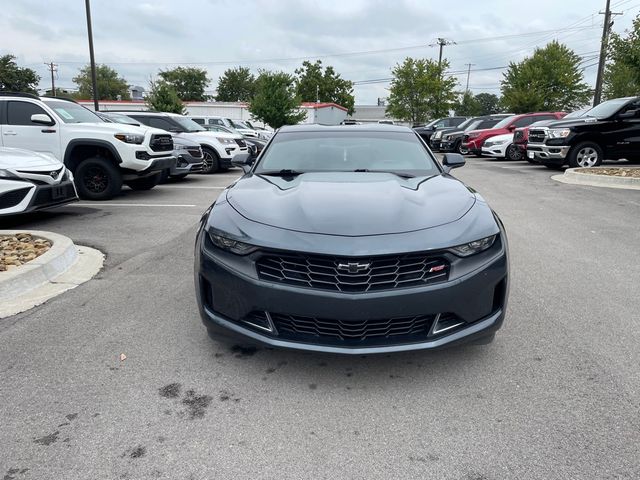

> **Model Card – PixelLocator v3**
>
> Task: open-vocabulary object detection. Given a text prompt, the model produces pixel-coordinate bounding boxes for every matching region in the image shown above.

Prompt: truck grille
[234,139,246,148]
[528,129,547,144]
[150,134,173,152]
[256,251,450,293]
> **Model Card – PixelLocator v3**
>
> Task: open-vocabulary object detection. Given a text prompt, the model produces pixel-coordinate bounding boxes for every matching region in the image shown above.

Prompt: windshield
[172,117,206,132]
[584,98,634,119]
[455,117,477,130]
[230,119,248,129]
[491,115,517,129]
[255,131,440,176]
[564,109,587,119]
[464,120,483,131]
[43,100,102,124]
[207,124,234,134]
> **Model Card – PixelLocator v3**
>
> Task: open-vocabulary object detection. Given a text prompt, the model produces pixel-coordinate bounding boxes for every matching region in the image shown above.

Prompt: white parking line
[159,186,227,189]
[73,203,198,207]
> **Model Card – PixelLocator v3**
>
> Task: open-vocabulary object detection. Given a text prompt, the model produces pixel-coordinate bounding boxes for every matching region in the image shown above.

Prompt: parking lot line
[73,203,198,207]
[159,186,227,189]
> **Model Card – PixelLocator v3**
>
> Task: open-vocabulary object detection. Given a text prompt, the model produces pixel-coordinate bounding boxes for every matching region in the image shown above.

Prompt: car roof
[279,124,412,133]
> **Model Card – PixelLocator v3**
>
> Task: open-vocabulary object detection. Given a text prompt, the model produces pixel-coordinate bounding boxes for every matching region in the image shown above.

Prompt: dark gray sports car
[195,125,509,354]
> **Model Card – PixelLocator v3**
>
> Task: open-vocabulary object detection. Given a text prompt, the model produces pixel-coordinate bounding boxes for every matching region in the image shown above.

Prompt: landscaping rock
[0,234,52,272]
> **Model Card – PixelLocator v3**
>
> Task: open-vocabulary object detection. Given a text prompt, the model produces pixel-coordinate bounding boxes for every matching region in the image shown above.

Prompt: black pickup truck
[526,96,640,169]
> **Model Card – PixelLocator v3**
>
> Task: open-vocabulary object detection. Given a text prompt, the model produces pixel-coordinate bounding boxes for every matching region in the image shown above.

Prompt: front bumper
[481,144,509,158]
[526,143,570,164]
[462,139,483,155]
[439,140,457,152]
[171,152,204,175]
[195,231,509,354]
[430,139,442,151]
[0,179,78,216]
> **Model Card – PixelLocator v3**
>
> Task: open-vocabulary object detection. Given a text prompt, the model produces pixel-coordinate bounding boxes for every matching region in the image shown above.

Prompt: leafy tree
[455,91,481,116]
[0,55,40,94]
[215,67,256,102]
[475,93,502,115]
[159,66,209,101]
[386,57,458,124]
[604,14,640,99]
[500,41,591,113]
[146,80,185,114]
[295,60,355,114]
[249,71,306,129]
[73,64,130,100]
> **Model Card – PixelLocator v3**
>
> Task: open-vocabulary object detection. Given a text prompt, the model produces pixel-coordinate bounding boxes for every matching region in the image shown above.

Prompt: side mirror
[31,113,55,126]
[231,152,254,173]
[442,153,465,173]
[507,125,516,131]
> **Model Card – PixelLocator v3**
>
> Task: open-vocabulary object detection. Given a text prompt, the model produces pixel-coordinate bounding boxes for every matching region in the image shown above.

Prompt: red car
[462,112,566,157]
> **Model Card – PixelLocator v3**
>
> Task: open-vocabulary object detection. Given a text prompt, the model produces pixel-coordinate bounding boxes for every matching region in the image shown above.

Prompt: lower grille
[256,252,450,293]
[31,182,76,206]
[0,187,32,209]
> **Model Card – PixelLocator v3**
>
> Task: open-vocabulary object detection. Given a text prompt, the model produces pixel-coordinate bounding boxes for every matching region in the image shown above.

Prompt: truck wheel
[75,157,122,200]
[201,147,220,174]
[125,173,161,191]
[506,144,522,161]
[568,142,603,168]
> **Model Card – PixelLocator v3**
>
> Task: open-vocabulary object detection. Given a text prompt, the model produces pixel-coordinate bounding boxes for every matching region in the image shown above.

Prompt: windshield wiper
[259,169,306,177]
[352,169,416,178]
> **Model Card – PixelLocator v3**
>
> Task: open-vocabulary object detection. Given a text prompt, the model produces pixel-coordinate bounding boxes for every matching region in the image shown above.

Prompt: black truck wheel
[74,157,123,200]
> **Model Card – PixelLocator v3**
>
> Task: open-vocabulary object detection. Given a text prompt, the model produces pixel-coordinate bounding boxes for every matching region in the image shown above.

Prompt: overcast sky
[0,0,638,104]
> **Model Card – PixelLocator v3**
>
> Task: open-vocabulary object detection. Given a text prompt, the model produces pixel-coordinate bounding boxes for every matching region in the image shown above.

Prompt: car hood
[226,172,476,236]
[540,117,600,129]
[69,122,150,135]
[0,147,62,169]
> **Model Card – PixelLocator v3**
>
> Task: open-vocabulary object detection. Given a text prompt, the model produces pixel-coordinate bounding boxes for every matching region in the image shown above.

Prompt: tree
[0,55,40,94]
[386,57,458,124]
[295,60,355,114]
[249,71,306,129]
[455,91,481,116]
[604,14,640,100]
[500,41,591,113]
[73,64,130,100]
[475,93,501,115]
[146,80,185,114]
[158,66,209,101]
[215,67,256,102]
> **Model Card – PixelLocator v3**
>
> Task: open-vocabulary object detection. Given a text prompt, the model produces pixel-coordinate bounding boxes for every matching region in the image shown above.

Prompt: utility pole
[465,63,475,92]
[430,38,456,117]
[593,0,622,106]
[45,62,58,96]
[84,0,100,111]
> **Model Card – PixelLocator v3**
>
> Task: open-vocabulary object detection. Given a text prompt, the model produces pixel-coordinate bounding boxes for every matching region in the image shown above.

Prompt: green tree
[455,91,481,116]
[386,57,458,124]
[604,15,640,99]
[73,64,130,100]
[475,93,502,115]
[501,41,591,113]
[158,66,209,101]
[146,80,185,114]
[295,60,355,114]
[249,71,306,129]
[0,55,40,94]
[215,67,256,102]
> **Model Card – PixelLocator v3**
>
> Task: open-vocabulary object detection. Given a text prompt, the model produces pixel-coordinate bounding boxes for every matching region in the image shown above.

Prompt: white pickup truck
[0,93,176,200]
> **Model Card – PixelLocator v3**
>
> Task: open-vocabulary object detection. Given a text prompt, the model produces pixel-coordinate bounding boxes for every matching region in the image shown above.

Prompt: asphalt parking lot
[1,158,640,479]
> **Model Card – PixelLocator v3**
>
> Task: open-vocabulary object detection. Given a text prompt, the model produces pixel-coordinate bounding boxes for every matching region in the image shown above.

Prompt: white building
[79,100,348,126]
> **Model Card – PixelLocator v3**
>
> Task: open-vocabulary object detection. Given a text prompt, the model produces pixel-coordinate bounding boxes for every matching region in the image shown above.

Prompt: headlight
[442,134,450,140]
[547,128,571,139]
[449,235,496,257]
[114,133,144,144]
[0,168,20,179]
[434,130,443,139]
[216,137,236,145]
[208,231,257,255]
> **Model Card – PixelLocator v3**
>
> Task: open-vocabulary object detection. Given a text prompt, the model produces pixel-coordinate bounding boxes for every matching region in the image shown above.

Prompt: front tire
[456,140,468,155]
[125,173,161,191]
[74,157,122,200]
[201,147,220,174]
[568,142,603,168]
[506,144,522,161]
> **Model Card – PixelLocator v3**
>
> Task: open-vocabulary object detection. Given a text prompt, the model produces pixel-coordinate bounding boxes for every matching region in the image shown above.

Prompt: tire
[568,142,603,168]
[506,144,523,161]
[74,157,122,201]
[201,147,220,174]
[456,140,468,155]
[125,173,161,191]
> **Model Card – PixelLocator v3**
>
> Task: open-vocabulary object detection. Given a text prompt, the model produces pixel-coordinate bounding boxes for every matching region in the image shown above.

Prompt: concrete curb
[552,167,640,190]
[0,230,104,318]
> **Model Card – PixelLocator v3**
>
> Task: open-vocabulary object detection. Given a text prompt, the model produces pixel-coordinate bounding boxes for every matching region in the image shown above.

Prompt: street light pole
[84,0,99,111]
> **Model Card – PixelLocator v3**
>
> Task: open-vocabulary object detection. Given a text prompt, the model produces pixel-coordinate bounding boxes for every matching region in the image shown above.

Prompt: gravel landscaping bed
[575,167,640,178]
[0,233,52,272]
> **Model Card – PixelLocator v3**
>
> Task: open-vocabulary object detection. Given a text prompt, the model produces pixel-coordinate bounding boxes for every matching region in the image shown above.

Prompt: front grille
[0,187,32,208]
[150,134,173,152]
[31,182,76,206]
[256,251,450,293]
[234,139,246,148]
[528,129,547,143]
[17,167,63,178]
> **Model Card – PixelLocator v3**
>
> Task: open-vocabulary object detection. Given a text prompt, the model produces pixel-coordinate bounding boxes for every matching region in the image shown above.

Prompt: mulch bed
[0,233,52,272]
[575,167,640,178]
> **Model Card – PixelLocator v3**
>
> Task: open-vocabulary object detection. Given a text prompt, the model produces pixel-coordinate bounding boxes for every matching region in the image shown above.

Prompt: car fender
[63,139,123,169]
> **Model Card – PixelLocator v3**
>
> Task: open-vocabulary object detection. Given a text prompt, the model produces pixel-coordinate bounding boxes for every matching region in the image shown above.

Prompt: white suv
[0,94,176,200]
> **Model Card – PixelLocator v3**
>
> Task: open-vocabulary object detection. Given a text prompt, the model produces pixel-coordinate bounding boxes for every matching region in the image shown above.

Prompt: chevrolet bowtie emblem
[337,262,371,274]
